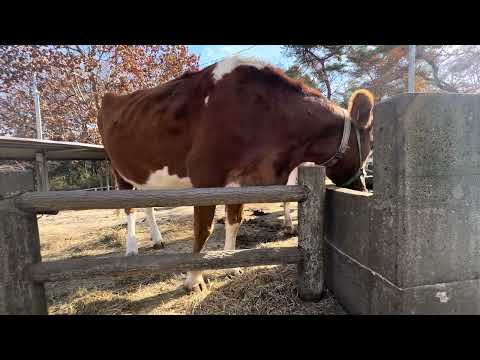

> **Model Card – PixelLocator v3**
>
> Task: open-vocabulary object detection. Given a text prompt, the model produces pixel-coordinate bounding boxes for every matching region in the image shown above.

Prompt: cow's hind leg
[144,208,164,249]
[223,204,245,277]
[113,170,138,256]
[184,205,216,292]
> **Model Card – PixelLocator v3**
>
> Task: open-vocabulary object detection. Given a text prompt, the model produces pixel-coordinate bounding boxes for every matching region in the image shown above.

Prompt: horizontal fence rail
[1,165,326,314]
[26,248,303,283]
[15,185,308,212]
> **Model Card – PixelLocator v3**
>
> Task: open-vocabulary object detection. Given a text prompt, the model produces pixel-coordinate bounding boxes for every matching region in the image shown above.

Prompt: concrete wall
[325,94,480,314]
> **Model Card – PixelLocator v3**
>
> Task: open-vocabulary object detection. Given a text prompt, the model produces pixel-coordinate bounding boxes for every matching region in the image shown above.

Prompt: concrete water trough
[324,93,480,314]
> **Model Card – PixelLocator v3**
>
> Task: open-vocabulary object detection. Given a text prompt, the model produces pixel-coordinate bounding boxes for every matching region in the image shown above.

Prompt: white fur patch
[226,182,241,188]
[184,271,205,290]
[144,207,163,245]
[225,221,241,250]
[126,212,138,256]
[118,167,192,190]
[204,96,209,105]
[224,182,242,250]
[212,56,267,83]
[287,167,298,186]
[286,162,316,186]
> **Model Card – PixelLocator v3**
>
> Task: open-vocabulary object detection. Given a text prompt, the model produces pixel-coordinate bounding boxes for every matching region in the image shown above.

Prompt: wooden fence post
[35,151,49,192]
[0,170,47,314]
[297,165,326,301]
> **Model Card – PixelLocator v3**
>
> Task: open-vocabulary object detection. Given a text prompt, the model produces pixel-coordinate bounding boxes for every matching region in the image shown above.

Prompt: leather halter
[319,112,370,188]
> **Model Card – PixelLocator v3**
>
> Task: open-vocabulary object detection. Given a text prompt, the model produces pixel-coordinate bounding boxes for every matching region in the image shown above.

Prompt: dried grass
[39,204,345,315]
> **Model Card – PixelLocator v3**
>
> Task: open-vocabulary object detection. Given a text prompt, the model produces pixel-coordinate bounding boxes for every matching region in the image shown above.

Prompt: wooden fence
[0,165,326,315]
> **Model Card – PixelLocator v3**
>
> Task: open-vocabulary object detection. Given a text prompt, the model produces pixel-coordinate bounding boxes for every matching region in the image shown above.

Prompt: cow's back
[97,57,341,189]
[97,69,214,186]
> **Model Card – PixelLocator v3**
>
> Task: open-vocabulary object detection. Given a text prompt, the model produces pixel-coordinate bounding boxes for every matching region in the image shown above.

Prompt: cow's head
[327,89,375,191]
[346,89,375,190]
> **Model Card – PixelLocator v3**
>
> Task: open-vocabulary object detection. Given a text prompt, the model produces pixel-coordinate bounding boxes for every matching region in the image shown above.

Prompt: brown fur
[193,205,216,253]
[226,204,244,225]
[97,58,375,276]
[97,62,369,189]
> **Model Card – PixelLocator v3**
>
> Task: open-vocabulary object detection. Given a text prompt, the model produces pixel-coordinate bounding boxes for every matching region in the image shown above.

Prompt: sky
[188,45,294,70]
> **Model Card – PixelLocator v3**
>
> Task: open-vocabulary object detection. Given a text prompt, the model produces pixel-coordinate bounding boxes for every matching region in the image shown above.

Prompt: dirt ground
[38,202,346,315]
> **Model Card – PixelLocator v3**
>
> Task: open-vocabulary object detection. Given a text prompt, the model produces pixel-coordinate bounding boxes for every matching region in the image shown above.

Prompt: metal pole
[33,73,49,191]
[408,45,416,93]
[33,73,43,140]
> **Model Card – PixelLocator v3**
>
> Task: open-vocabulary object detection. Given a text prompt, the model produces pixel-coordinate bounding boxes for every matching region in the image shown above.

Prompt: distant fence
[0,165,326,315]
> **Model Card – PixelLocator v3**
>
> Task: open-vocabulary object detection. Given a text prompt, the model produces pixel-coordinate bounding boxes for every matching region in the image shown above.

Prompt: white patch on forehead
[204,96,209,105]
[118,167,192,190]
[212,56,267,83]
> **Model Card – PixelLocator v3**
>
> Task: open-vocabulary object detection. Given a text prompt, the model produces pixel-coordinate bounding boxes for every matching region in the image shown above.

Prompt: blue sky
[188,45,294,70]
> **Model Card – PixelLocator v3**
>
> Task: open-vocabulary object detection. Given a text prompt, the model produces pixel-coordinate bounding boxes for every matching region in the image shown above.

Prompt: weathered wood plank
[0,171,47,314]
[297,165,326,301]
[34,152,49,192]
[15,185,307,212]
[27,247,302,283]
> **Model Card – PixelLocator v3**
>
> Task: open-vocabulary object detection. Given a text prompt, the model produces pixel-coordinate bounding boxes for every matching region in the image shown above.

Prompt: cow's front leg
[224,203,244,278]
[184,205,216,292]
[125,208,138,256]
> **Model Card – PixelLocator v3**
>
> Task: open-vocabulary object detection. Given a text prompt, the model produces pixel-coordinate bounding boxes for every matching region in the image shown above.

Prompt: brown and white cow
[97,56,374,292]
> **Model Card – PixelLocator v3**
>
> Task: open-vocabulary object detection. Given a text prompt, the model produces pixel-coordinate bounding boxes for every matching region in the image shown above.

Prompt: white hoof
[151,230,164,247]
[184,271,208,292]
[152,242,165,250]
[126,236,138,256]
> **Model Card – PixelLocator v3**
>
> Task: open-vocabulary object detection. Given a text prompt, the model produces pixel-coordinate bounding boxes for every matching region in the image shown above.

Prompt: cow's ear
[348,89,375,129]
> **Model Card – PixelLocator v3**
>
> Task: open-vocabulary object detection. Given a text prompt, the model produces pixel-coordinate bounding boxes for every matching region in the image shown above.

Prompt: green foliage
[284,45,480,105]
[285,65,318,88]
[0,159,105,191]
[283,45,350,100]
[47,160,111,191]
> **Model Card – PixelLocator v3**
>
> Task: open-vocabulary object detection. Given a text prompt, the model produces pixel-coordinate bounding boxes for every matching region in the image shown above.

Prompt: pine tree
[282,45,349,100]
[284,65,318,89]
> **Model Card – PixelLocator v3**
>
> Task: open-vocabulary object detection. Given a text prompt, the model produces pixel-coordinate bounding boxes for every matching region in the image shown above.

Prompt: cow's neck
[294,100,366,190]
[324,122,368,191]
